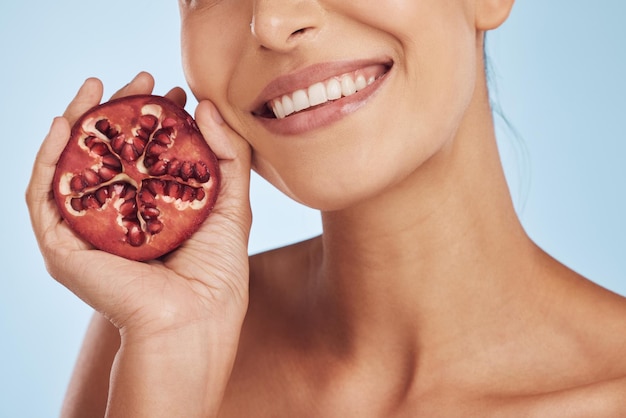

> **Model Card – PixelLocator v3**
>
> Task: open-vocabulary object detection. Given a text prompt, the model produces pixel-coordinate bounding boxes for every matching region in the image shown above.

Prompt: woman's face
[180,0,481,210]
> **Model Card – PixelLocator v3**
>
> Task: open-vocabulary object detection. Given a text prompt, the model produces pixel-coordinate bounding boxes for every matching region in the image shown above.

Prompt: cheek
[180,10,248,105]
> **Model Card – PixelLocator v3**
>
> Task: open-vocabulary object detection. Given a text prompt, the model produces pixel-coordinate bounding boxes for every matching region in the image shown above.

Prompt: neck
[308,74,545,363]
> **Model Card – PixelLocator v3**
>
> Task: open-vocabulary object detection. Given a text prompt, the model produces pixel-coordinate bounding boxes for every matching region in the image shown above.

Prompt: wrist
[107,319,243,417]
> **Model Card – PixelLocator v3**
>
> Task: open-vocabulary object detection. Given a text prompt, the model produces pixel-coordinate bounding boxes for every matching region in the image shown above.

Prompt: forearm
[106,324,242,418]
[62,313,120,418]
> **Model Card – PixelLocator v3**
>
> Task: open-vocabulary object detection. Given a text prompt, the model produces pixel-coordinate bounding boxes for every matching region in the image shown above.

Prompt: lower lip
[255,68,391,137]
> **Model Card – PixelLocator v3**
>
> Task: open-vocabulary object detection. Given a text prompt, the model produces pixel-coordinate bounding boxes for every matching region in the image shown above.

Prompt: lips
[267,64,389,119]
[252,60,392,120]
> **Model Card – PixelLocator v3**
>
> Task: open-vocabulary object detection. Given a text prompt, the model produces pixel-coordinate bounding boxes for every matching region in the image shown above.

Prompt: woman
[27,0,626,416]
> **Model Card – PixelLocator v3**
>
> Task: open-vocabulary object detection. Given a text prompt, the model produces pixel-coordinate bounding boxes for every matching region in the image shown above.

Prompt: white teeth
[355,74,367,91]
[269,70,381,119]
[282,95,295,117]
[340,76,357,97]
[308,82,327,106]
[292,89,310,112]
[273,99,285,119]
[326,78,342,100]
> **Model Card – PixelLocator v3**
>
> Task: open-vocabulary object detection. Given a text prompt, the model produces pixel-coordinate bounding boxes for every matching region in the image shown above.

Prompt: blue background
[1,1,624,416]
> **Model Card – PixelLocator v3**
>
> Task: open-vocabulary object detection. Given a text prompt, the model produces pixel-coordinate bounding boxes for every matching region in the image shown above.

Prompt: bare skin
[58,65,626,418]
[27,0,626,416]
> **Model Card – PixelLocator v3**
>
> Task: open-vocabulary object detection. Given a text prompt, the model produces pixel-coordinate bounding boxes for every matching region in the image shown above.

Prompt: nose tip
[250,17,312,49]
[250,1,323,51]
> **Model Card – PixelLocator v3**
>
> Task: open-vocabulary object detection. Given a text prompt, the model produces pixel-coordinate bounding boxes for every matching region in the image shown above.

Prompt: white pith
[269,70,379,119]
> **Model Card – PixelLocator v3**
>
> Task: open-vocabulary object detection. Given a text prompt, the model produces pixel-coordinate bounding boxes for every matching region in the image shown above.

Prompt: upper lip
[250,58,393,115]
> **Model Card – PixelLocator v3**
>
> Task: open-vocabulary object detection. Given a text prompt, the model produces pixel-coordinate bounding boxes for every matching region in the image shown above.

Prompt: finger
[195,100,251,162]
[109,71,155,100]
[194,100,252,209]
[25,117,81,254]
[62,78,104,126]
[26,117,71,223]
[164,87,187,108]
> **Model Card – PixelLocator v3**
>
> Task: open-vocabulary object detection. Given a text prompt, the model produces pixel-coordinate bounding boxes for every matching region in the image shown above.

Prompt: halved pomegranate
[53,95,220,261]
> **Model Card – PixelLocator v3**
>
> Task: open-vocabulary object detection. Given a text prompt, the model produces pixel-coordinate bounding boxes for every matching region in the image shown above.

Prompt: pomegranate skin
[53,95,220,261]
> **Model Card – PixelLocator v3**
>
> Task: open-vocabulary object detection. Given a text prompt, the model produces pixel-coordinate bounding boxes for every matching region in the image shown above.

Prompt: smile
[268,65,389,119]
[252,60,393,135]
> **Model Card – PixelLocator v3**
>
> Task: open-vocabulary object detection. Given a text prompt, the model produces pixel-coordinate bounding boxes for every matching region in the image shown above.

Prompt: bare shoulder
[506,268,626,417]
[559,376,626,416]
[248,235,321,280]
[492,376,626,418]
[247,235,322,313]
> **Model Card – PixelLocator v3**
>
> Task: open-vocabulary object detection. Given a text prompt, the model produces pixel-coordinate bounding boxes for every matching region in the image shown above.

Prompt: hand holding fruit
[26,72,252,339]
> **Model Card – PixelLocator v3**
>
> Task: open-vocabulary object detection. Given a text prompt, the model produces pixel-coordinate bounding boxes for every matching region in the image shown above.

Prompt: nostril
[285,27,308,42]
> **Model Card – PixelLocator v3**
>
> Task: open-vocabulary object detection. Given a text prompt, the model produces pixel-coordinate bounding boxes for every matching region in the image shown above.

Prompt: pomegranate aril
[181,185,196,202]
[142,207,160,219]
[132,136,148,152]
[101,154,122,170]
[83,169,101,187]
[193,162,210,183]
[180,161,194,181]
[82,194,101,210]
[70,197,83,211]
[143,156,157,168]
[95,119,110,136]
[146,142,168,157]
[89,142,110,156]
[119,199,137,217]
[121,187,137,201]
[98,166,118,181]
[167,159,182,177]
[136,128,150,141]
[161,118,177,128]
[111,134,126,154]
[126,223,145,247]
[147,159,168,176]
[85,136,110,156]
[70,175,87,193]
[84,135,98,148]
[146,220,164,235]
[95,119,119,139]
[121,143,139,162]
[108,182,126,198]
[196,188,206,201]
[139,189,157,207]
[123,213,138,223]
[166,181,183,199]
[95,187,110,205]
[139,114,159,132]
[145,179,166,196]
[153,129,173,145]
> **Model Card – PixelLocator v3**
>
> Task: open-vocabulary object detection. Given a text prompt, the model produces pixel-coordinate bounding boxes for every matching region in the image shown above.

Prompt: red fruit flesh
[53,95,220,261]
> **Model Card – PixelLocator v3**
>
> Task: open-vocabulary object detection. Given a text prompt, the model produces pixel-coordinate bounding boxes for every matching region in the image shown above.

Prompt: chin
[257,165,394,213]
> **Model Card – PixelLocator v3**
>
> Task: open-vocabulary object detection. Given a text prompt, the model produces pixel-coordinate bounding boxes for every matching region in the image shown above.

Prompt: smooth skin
[27,0,626,417]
